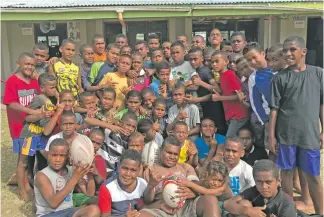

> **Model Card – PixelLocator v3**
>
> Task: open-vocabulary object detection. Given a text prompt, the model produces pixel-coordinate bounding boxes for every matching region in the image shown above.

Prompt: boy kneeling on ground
[34,138,100,217]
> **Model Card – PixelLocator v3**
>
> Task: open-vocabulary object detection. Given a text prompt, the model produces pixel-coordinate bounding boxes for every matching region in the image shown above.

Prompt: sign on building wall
[293,16,306,29]
[19,23,33,35]
[67,21,81,42]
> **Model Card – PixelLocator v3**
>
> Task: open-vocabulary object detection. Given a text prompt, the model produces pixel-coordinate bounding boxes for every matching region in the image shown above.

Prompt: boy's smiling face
[283,41,306,68]
[245,49,267,70]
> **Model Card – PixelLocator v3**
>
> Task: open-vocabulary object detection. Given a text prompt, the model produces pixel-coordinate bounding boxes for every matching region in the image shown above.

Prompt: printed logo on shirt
[56,177,65,190]
[18,89,37,107]
[229,176,240,196]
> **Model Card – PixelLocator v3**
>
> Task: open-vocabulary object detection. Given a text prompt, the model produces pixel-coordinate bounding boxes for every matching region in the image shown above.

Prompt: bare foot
[293,182,302,194]
[7,173,17,185]
[19,190,32,202]
[295,200,314,211]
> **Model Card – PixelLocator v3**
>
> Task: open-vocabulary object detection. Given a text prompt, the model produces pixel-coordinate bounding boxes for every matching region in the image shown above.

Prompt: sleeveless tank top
[34,166,73,217]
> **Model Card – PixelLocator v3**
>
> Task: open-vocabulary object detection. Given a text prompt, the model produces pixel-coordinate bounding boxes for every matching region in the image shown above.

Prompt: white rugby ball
[162,180,185,209]
[70,135,94,167]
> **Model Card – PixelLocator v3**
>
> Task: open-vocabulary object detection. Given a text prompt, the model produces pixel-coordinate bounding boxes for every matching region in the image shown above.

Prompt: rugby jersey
[98,177,147,216]
[54,61,79,97]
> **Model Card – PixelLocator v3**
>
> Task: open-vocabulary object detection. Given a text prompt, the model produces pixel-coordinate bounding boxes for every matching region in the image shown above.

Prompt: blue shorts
[42,207,79,217]
[13,136,48,156]
[276,143,320,176]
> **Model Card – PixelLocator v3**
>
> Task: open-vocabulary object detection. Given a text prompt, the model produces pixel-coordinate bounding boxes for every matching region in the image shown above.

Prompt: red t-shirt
[220,70,248,121]
[3,74,40,138]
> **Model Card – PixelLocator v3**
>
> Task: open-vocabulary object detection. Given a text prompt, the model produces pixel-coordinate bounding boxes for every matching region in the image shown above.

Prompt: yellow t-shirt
[99,72,128,109]
[178,140,190,163]
[54,61,79,97]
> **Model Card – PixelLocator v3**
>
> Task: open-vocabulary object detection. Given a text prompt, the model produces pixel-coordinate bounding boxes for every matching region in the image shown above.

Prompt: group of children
[3,29,323,217]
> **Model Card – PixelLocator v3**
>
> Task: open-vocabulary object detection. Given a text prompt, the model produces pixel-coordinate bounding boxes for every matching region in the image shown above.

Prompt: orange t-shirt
[94,52,107,62]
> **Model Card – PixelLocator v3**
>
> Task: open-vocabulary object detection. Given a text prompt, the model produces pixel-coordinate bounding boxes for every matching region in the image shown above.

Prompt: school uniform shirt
[99,73,128,109]
[89,61,117,86]
[97,129,128,176]
[98,177,147,216]
[3,74,40,138]
[220,70,249,121]
[270,65,323,150]
[240,187,297,217]
[248,68,273,125]
[241,145,268,166]
[195,134,226,160]
[54,61,80,97]
[229,160,255,196]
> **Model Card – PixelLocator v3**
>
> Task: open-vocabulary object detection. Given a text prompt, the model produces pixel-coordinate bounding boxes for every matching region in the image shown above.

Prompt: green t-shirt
[116,108,145,121]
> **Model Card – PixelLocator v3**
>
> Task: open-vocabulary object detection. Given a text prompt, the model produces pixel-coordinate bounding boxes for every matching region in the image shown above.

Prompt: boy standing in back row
[269,36,323,215]
[243,42,273,150]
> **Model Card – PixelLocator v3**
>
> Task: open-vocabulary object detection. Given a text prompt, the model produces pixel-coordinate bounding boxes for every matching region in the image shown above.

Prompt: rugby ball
[162,175,185,209]
[70,135,94,167]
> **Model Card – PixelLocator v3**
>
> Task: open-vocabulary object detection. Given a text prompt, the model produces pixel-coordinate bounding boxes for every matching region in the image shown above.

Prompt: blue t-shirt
[195,134,226,159]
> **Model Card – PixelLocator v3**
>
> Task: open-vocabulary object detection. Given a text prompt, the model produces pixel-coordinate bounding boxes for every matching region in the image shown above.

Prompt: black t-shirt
[196,66,227,135]
[240,187,297,217]
[241,146,268,166]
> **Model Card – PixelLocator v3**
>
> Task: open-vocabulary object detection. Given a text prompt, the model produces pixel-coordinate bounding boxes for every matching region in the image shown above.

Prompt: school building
[1,0,323,94]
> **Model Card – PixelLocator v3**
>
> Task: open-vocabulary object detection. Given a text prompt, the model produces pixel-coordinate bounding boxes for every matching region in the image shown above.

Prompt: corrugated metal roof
[1,0,318,8]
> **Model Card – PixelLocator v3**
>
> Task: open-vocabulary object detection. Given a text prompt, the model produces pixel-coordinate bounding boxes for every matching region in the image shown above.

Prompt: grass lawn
[0,104,323,216]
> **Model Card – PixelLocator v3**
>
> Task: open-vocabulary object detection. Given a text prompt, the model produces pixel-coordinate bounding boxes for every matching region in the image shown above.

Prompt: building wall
[0,15,309,97]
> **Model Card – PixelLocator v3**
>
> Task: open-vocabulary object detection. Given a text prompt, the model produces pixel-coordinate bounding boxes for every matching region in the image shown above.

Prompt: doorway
[306,17,323,67]
[34,23,67,58]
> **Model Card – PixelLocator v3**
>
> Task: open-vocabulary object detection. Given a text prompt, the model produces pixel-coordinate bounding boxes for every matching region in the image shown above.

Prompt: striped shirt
[248,68,273,125]
[98,177,147,216]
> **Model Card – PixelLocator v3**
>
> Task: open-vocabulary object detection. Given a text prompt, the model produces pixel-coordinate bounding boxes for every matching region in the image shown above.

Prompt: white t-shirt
[229,160,255,196]
[45,132,81,151]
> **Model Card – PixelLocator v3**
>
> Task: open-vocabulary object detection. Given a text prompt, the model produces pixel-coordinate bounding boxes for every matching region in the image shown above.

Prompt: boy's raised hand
[55,97,66,115]
[127,70,138,79]
[148,167,165,188]
[72,163,92,181]
[126,204,140,217]
[139,106,148,117]
[176,107,189,121]
[187,142,197,156]
[184,94,198,104]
